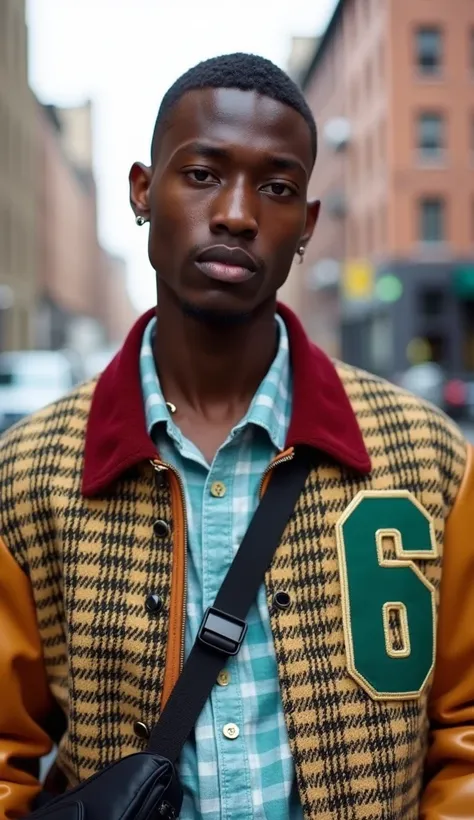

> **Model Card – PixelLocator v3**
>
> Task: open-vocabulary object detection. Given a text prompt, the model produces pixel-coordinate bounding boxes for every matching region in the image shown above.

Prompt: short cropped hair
[151,52,317,163]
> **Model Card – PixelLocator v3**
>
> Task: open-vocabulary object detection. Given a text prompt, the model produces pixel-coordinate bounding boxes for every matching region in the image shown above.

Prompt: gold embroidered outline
[335,490,438,701]
[382,602,410,658]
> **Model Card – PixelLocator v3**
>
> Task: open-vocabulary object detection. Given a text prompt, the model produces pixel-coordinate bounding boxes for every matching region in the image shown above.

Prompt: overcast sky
[27,0,337,311]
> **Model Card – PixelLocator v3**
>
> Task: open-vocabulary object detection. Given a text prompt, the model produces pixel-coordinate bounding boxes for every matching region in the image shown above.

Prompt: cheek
[265,219,301,265]
[262,203,305,249]
[148,185,188,269]
[150,182,207,250]
[272,246,299,287]
[152,187,181,234]
[262,225,301,289]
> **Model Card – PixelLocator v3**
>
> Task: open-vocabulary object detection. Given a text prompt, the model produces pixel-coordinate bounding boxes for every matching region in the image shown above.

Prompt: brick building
[100,251,139,345]
[282,0,474,378]
[0,0,37,351]
[37,100,137,353]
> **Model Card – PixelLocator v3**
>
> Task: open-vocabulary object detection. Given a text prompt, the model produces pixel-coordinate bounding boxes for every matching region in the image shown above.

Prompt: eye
[260,181,296,197]
[185,168,218,184]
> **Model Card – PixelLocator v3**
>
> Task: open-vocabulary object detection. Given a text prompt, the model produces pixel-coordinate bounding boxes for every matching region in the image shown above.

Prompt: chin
[179,297,253,326]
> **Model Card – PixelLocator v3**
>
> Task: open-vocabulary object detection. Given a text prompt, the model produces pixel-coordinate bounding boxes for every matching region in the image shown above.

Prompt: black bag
[30,454,311,819]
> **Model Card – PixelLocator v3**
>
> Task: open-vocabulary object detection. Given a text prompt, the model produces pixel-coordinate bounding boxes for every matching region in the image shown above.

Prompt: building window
[355,0,370,34]
[419,288,444,317]
[419,197,445,242]
[348,219,359,257]
[351,143,361,187]
[350,79,357,115]
[417,112,445,161]
[379,119,386,166]
[424,334,446,365]
[415,27,443,76]
[370,316,394,375]
[366,212,375,255]
[366,133,373,176]
[378,40,385,87]
[365,59,372,97]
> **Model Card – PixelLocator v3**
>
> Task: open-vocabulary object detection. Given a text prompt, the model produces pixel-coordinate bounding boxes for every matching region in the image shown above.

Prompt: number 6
[336,492,438,700]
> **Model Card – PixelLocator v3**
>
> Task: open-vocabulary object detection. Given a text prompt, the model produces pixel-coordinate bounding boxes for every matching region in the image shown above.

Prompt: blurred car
[442,374,474,422]
[395,363,474,422]
[396,362,445,408]
[0,350,76,434]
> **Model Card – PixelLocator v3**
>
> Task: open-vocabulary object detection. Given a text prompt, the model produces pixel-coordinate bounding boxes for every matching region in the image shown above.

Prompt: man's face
[130,87,319,318]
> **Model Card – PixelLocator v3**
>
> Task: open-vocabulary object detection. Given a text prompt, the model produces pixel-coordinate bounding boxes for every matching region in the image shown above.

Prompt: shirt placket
[201,446,253,820]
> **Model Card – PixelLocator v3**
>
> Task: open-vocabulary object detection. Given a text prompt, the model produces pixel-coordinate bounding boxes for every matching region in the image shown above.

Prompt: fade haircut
[151,52,317,164]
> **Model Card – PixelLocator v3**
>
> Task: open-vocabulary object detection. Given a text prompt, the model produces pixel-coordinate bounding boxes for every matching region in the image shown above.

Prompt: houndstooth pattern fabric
[0,363,467,819]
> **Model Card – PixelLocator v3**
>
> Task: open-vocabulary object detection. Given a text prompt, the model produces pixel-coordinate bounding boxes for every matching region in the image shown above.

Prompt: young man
[0,53,473,820]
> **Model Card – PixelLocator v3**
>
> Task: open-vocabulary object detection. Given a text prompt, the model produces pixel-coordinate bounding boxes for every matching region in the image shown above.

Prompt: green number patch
[336,492,437,699]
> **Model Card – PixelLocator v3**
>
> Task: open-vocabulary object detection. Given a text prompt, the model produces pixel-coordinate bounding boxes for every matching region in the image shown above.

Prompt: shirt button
[217,669,230,687]
[223,723,239,740]
[210,481,226,498]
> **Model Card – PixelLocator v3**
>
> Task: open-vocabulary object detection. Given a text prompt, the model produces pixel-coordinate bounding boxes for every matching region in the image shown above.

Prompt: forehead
[157,87,313,171]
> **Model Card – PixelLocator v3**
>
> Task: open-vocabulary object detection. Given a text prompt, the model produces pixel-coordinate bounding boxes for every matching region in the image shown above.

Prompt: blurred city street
[2,0,473,436]
[461,423,474,442]
[1,0,474,433]
[0,0,473,808]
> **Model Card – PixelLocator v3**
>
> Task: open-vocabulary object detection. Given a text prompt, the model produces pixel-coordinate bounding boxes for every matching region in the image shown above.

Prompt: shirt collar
[140,314,292,453]
[82,303,371,497]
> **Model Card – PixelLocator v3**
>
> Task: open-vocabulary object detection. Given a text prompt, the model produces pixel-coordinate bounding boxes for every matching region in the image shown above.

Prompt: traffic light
[375,274,403,303]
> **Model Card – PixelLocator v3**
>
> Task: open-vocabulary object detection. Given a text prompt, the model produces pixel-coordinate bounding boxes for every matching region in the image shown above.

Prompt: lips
[195,245,258,284]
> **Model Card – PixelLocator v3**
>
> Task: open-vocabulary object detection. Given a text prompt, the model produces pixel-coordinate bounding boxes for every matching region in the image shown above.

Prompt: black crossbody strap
[147,450,311,762]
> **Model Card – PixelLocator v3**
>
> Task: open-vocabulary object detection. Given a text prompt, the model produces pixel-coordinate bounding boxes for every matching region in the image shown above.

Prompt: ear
[129,162,152,220]
[301,199,321,247]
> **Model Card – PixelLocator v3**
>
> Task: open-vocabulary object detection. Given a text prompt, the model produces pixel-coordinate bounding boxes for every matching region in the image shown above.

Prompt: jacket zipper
[151,459,188,673]
[259,449,295,496]
[151,449,294,673]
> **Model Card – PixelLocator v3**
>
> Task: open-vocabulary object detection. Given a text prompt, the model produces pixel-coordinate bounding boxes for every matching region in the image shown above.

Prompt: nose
[210,178,258,240]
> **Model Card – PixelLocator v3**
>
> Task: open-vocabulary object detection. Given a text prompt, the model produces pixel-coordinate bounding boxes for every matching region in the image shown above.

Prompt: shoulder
[0,378,97,475]
[336,359,464,440]
[335,360,468,506]
[0,379,98,571]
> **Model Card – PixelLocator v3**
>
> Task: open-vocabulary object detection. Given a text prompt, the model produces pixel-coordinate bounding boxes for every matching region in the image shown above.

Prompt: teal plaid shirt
[140,315,303,820]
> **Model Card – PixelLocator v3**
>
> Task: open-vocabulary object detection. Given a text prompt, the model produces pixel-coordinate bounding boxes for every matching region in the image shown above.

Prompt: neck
[154,286,279,413]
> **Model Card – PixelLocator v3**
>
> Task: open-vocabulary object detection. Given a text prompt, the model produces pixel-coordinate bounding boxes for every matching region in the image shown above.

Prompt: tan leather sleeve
[421,443,474,818]
[0,536,54,819]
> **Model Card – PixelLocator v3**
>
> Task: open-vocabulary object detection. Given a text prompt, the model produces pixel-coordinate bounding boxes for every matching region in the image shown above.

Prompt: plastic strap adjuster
[198,607,248,656]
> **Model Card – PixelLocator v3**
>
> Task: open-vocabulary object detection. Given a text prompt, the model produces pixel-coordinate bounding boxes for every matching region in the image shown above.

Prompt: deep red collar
[82,303,371,496]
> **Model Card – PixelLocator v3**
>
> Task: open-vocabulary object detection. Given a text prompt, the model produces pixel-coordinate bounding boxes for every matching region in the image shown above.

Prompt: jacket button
[145,594,163,614]
[153,520,170,538]
[274,590,291,610]
[134,721,150,740]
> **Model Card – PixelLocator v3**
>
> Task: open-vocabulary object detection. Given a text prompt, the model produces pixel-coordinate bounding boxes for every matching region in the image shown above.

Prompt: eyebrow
[265,155,307,177]
[180,141,230,160]
[178,141,308,177]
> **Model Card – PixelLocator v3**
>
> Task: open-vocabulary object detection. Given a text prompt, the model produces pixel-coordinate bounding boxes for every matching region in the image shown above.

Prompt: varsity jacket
[0,304,473,820]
